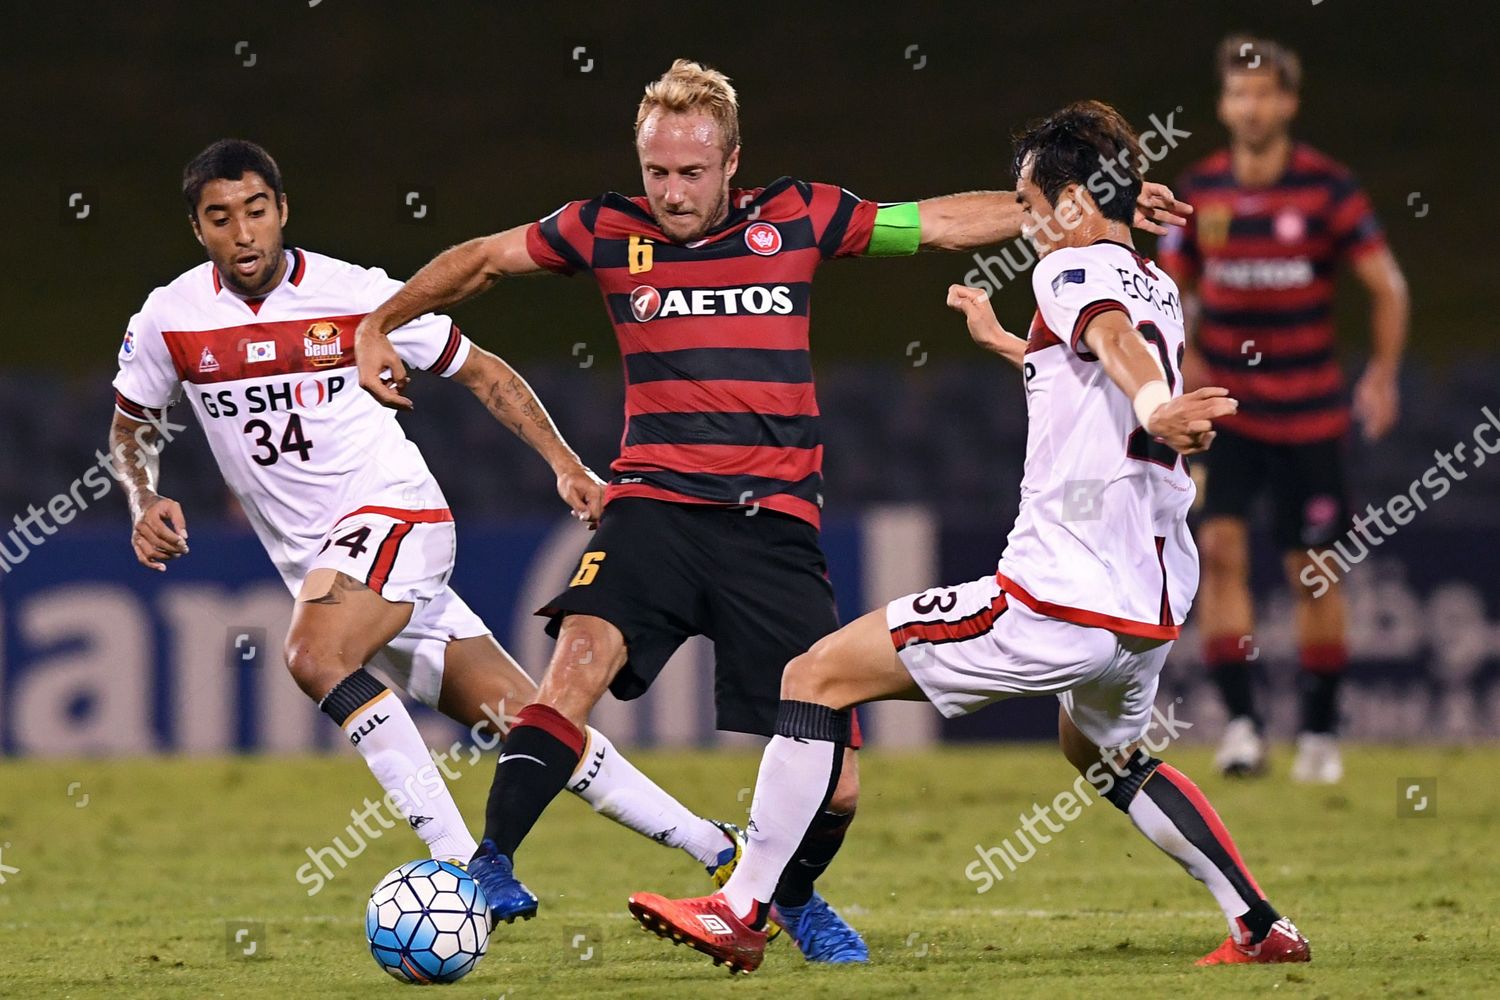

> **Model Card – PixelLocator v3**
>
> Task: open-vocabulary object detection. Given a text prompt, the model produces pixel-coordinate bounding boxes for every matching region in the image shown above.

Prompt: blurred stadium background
[3,1,1497,757]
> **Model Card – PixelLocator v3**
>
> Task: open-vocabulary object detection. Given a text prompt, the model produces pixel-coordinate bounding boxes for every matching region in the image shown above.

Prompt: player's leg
[436,631,736,869]
[285,568,477,862]
[704,508,875,961]
[630,606,919,972]
[1196,428,1270,775]
[1057,647,1309,965]
[1277,438,1354,784]
[467,499,705,922]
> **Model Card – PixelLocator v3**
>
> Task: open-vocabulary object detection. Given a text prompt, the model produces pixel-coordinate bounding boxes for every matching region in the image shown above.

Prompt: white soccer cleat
[1214,717,1267,777]
[1290,733,1343,784]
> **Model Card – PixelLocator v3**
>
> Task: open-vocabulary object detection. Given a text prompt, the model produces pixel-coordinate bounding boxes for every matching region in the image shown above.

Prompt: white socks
[567,726,731,867]
[322,670,478,862]
[720,734,839,917]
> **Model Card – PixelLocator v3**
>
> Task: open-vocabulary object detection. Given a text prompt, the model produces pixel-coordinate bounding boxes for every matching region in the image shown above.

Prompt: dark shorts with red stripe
[1198,427,1353,551]
[538,497,860,743]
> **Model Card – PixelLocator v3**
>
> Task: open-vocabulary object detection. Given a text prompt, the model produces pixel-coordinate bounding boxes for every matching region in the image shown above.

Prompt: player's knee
[283,635,351,701]
[780,645,842,707]
[538,616,624,717]
[1199,525,1248,580]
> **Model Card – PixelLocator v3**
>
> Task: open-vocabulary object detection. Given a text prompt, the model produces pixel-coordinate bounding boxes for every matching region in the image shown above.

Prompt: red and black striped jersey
[1159,144,1386,443]
[526,177,878,527]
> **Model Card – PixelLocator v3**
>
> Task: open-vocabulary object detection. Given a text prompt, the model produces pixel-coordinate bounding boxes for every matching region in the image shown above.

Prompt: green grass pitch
[1,745,1495,998]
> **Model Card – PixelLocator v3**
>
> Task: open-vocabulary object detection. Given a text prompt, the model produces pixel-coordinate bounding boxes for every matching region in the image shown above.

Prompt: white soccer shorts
[887,573,1172,750]
[305,506,489,706]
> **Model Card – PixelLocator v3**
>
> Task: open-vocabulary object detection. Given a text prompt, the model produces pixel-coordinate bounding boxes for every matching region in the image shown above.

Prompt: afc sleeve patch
[1051,268,1086,295]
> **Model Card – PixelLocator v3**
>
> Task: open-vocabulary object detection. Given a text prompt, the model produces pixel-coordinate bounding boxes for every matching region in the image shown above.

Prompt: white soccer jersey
[112,248,472,590]
[995,239,1198,639]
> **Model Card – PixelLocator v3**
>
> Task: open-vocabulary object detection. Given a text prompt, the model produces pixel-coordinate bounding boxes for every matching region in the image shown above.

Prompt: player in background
[1159,36,1410,782]
[355,60,1193,962]
[627,101,1311,973]
[109,140,747,914]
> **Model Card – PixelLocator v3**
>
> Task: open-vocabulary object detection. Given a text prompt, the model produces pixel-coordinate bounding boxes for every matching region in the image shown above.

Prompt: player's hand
[1134,182,1192,236]
[946,284,1013,352]
[132,494,188,572]
[1353,365,1399,441]
[355,321,413,411]
[1145,386,1238,456]
[556,462,606,529]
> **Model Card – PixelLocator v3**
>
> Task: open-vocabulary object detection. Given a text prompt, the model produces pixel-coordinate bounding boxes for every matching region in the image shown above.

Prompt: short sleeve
[804,182,879,259]
[359,267,471,378]
[1032,252,1131,362]
[1328,175,1386,263]
[525,199,596,275]
[112,291,182,418]
[1155,175,1199,282]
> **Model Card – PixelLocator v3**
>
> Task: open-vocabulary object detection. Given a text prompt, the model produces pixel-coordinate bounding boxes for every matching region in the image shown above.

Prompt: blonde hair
[635,59,740,155]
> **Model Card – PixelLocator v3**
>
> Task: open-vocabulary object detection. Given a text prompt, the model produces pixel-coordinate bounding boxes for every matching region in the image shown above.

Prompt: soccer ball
[366,859,490,984]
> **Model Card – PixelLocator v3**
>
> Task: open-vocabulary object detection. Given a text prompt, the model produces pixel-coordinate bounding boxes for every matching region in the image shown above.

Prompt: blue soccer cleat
[770,891,869,963]
[468,839,538,927]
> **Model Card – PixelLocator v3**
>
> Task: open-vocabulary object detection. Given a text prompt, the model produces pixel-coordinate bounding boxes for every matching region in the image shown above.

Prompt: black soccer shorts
[1198,427,1353,551]
[537,497,860,740]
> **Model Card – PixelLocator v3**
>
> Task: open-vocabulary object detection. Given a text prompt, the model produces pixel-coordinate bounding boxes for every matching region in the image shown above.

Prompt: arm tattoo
[109,413,162,522]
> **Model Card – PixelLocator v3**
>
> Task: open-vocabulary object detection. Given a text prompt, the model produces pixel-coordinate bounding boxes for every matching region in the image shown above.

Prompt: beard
[652,187,729,244]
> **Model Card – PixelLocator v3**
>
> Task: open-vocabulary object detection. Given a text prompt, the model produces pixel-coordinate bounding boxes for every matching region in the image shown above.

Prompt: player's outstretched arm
[451,346,605,526]
[108,411,188,571]
[945,284,1026,370]
[914,183,1191,251]
[1082,312,1237,456]
[357,226,542,409]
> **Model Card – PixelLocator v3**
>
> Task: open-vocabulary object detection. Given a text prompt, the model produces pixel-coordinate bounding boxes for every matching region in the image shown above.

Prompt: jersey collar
[211,247,309,302]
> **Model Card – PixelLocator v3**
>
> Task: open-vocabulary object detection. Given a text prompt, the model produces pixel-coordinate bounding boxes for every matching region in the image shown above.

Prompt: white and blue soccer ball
[366,859,490,984]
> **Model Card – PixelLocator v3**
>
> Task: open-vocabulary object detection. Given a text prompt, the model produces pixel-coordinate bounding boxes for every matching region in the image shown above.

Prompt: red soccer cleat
[1197,917,1311,966]
[628,891,767,974]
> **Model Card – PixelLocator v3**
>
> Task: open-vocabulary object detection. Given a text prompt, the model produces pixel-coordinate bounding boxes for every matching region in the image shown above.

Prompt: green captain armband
[867,202,921,256]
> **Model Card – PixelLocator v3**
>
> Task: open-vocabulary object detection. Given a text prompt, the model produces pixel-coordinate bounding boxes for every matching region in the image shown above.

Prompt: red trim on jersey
[289,248,307,286]
[1150,764,1265,898]
[366,521,414,594]
[1299,642,1348,674]
[245,297,264,316]
[624,379,819,418]
[1070,299,1130,357]
[603,482,822,529]
[113,390,162,421]
[890,590,1008,648]
[1155,536,1172,626]
[995,573,1180,640]
[431,323,462,373]
[614,443,821,482]
[1025,311,1063,354]
[336,505,454,525]
[515,703,586,756]
[848,708,864,750]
